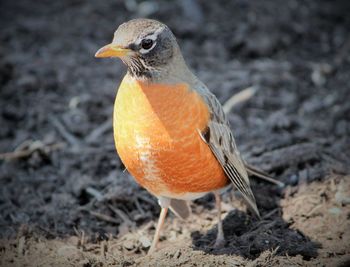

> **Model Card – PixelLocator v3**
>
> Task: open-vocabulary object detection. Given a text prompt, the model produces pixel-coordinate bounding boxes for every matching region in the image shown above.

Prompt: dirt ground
[0,0,349,266]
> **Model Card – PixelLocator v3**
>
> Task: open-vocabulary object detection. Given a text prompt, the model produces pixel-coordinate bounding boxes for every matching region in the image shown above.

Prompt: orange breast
[113,75,228,197]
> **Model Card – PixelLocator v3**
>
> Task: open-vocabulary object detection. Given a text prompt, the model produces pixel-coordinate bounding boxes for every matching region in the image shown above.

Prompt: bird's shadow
[190,184,320,260]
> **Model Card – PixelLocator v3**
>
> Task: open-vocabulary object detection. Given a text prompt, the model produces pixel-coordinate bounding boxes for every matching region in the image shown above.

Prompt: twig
[17,236,26,256]
[85,118,113,143]
[262,208,278,219]
[108,204,134,226]
[246,164,285,187]
[248,142,320,173]
[138,221,154,233]
[135,198,146,216]
[306,204,323,217]
[100,240,107,258]
[49,115,80,147]
[73,227,85,248]
[254,174,285,187]
[88,210,120,224]
[223,86,257,114]
[0,141,64,160]
[86,187,104,201]
[80,230,85,249]
[137,194,157,206]
[250,220,277,232]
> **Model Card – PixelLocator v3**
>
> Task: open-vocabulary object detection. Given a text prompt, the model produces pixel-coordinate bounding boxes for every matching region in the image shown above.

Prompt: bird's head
[95,19,182,80]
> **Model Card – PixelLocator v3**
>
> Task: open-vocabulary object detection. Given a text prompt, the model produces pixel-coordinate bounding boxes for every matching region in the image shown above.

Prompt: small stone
[17,236,25,256]
[328,207,342,215]
[289,174,299,185]
[123,240,135,250]
[335,192,350,205]
[139,236,151,248]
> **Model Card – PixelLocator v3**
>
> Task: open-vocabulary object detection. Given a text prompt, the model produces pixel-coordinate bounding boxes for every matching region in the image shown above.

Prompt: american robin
[95,18,280,254]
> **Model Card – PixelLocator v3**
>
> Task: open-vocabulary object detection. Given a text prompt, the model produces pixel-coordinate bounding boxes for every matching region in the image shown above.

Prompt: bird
[95,18,281,254]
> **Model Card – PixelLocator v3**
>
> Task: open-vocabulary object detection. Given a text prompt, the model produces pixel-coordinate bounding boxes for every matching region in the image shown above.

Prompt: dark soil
[0,0,349,266]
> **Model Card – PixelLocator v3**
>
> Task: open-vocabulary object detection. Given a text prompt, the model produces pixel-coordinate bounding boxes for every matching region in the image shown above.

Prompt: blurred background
[0,0,349,266]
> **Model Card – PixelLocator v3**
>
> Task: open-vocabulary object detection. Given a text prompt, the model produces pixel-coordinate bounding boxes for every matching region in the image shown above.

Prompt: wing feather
[196,83,260,217]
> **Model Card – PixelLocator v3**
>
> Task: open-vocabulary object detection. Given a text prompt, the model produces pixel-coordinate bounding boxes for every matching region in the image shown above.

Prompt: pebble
[335,191,350,205]
[123,240,135,250]
[328,207,342,215]
[139,236,151,248]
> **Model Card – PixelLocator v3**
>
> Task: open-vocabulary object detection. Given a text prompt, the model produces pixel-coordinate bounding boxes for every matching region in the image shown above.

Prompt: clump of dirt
[0,0,350,266]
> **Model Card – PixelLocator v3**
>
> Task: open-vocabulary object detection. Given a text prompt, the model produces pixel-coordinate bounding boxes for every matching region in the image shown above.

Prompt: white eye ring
[139,40,157,54]
[136,27,163,54]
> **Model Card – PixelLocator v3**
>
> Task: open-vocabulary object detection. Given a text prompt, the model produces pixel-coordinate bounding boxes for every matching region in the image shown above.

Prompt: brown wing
[196,83,260,217]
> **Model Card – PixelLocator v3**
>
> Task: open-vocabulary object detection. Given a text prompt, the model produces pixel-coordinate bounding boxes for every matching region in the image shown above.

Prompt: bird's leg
[214,192,225,248]
[148,197,170,255]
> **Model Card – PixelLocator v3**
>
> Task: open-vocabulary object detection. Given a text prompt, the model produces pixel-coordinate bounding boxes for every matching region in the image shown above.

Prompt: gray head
[95,19,181,79]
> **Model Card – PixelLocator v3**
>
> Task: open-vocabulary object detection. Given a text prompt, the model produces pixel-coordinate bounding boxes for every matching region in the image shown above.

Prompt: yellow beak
[95,44,131,58]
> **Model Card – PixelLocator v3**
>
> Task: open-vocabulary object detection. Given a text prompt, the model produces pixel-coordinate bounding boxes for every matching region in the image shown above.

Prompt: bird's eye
[141,39,154,50]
